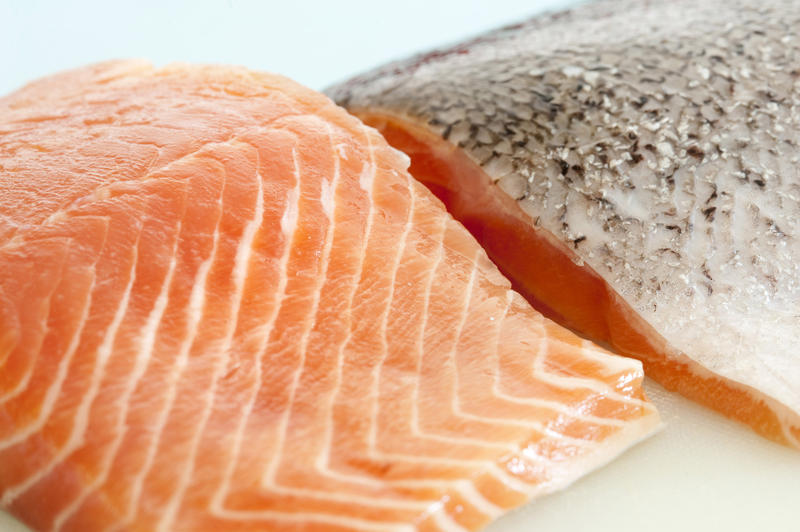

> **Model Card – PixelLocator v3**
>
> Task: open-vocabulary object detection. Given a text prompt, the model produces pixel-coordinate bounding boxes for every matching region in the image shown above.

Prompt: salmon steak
[0,62,659,531]
[329,0,800,448]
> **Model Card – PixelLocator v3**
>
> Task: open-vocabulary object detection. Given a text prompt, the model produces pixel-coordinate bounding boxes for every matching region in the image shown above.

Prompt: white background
[1,0,574,96]
[2,1,799,531]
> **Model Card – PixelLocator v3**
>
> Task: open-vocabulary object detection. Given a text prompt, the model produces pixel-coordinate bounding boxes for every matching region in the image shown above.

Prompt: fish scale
[329,0,800,447]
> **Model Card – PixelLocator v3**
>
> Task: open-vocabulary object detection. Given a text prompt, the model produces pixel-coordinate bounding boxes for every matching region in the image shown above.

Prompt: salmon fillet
[328,0,800,448]
[0,61,659,531]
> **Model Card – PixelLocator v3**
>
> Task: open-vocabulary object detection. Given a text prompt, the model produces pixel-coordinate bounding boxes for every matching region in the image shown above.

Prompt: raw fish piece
[328,0,800,447]
[0,61,658,531]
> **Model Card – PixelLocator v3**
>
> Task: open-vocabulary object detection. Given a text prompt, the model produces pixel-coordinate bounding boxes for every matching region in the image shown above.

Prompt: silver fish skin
[328,0,800,445]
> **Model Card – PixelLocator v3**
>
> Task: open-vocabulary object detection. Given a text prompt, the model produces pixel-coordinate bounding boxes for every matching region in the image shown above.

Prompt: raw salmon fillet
[329,0,800,449]
[0,62,659,531]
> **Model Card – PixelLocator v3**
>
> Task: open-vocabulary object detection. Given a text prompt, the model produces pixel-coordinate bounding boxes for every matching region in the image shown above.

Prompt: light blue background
[1,0,576,96]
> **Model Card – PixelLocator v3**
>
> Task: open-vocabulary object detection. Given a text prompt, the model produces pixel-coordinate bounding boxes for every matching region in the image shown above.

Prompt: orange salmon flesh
[0,61,660,532]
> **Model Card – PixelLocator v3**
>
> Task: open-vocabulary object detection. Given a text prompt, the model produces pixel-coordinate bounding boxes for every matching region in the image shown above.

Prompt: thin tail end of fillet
[414,407,661,531]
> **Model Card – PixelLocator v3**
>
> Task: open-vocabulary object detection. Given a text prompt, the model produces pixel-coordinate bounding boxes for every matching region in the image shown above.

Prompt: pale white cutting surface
[2,379,798,531]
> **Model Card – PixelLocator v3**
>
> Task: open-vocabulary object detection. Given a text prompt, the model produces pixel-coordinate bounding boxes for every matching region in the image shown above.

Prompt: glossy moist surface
[0,62,659,531]
[329,0,800,444]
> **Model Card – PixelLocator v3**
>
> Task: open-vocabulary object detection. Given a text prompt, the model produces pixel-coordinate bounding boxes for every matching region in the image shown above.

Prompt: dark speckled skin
[329,0,800,442]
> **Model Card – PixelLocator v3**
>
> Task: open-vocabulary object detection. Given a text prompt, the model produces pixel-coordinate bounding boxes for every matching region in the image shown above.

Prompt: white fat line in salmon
[51,212,184,531]
[158,139,267,532]
[211,141,302,516]
[117,157,227,531]
[3,223,140,508]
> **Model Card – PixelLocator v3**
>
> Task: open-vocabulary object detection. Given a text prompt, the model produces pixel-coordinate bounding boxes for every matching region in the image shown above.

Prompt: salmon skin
[328,0,800,448]
[0,62,659,531]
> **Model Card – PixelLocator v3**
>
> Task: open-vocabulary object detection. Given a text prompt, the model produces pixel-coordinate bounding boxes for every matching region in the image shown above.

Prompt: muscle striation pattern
[0,62,659,532]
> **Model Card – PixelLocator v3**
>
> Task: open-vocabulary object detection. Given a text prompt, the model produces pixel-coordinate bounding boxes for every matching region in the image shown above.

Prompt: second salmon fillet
[329,0,800,449]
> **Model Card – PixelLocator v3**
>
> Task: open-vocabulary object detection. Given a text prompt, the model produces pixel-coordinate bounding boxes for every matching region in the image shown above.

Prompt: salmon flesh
[0,62,659,531]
